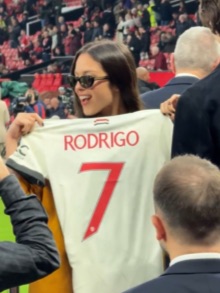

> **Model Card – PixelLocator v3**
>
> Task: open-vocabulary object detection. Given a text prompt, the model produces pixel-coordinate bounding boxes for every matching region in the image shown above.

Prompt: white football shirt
[7,110,173,293]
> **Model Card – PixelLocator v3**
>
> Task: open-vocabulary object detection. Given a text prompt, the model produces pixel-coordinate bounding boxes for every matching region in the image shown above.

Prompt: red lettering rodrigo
[64,130,139,151]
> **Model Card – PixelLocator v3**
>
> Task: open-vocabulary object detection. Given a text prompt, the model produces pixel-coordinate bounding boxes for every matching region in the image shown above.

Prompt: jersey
[7,110,173,293]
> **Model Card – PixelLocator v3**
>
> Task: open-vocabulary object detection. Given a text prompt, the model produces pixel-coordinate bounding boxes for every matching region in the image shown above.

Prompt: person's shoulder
[123,275,169,293]
[180,66,220,102]
[141,87,163,99]
[197,63,220,88]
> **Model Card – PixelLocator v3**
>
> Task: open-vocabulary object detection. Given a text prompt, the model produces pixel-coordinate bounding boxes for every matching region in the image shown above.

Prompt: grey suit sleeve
[0,175,60,291]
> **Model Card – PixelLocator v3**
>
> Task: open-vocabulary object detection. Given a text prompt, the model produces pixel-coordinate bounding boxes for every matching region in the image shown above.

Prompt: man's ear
[151,214,166,241]
[212,57,220,71]
[170,53,176,74]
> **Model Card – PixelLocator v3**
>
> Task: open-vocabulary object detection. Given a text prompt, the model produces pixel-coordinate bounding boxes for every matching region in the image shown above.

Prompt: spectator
[0,14,6,30]
[160,0,172,26]
[30,39,43,61]
[140,4,151,29]
[39,0,53,27]
[19,11,29,31]
[127,27,142,66]
[163,32,176,53]
[51,25,59,50]
[47,97,66,119]
[52,45,64,57]
[56,15,65,29]
[0,156,60,290]
[113,0,125,24]
[102,2,116,32]
[83,20,93,43]
[41,29,52,61]
[25,89,46,119]
[64,29,82,56]
[176,13,195,37]
[143,27,220,109]
[115,13,125,43]
[179,0,187,14]
[125,155,220,293]
[136,66,159,94]
[150,45,168,71]
[102,23,114,39]
[91,19,103,41]
[147,1,157,27]
[139,26,151,60]
[5,39,172,293]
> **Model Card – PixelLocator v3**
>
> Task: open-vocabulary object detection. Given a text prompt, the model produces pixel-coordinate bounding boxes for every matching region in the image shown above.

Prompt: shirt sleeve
[6,133,46,186]
[0,175,60,291]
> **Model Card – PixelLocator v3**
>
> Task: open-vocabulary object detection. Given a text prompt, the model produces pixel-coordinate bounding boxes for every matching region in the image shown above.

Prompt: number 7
[79,162,124,241]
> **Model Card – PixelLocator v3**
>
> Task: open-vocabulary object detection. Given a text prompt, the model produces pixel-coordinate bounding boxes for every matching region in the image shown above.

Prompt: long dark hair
[199,0,220,34]
[71,39,143,118]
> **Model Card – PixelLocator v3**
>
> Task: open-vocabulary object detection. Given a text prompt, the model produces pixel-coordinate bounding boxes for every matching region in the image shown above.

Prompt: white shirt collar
[170,253,220,266]
[175,73,199,78]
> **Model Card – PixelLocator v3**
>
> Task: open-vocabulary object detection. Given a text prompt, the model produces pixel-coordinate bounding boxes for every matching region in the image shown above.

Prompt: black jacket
[0,175,60,291]
[172,64,220,167]
[124,259,220,293]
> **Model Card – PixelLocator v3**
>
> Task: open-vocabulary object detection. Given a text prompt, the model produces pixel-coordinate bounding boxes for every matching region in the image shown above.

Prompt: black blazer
[141,76,199,109]
[124,259,220,293]
[172,64,220,167]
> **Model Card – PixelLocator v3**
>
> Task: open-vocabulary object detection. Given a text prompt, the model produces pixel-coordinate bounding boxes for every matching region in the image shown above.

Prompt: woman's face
[74,53,120,117]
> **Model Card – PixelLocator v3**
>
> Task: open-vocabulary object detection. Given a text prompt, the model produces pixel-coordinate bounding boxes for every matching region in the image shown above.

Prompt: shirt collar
[175,73,199,78]
[170,253,220,266]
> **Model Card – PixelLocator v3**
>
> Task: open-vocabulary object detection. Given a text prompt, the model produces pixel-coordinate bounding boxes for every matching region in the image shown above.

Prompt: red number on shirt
[79,162,124,240]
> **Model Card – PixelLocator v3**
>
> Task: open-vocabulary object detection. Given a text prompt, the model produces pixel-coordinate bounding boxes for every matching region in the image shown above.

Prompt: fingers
[15,113,44,136]
[160,94,180,117]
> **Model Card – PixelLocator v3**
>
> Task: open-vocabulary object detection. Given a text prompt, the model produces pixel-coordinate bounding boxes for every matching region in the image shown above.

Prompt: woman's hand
[5,113,44,158]
[7,113,44,140]
[160,94,180,121]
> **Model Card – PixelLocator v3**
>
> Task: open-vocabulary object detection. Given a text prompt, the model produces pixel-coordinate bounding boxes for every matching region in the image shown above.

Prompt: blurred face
[74,53,120,117]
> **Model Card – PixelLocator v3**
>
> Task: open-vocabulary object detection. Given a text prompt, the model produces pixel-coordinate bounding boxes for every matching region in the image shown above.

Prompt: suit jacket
[141,75,199,109]
[172,64,220,167]
[124,259,220,293]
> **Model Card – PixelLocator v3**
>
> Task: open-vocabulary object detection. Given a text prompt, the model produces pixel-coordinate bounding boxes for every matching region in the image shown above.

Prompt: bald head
[136,67,150,82]
[154,155,220,245]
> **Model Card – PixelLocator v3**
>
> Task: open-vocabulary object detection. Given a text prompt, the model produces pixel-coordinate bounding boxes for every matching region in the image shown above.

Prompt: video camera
[10,96,29,116]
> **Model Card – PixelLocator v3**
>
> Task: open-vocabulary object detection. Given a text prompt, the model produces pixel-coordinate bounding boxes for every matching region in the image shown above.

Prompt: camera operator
[10,95,34,118]
[25,89,46,119]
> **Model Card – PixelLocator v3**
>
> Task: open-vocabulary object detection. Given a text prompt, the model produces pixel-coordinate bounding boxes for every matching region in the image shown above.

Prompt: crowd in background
[0,0,200,75]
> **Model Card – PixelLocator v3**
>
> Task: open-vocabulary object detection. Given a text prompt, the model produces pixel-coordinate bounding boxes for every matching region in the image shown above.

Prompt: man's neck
[168,243,220,261]
[175,69,206,79]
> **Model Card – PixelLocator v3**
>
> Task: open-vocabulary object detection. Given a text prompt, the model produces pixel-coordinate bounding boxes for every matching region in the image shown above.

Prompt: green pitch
[0,199,28,293]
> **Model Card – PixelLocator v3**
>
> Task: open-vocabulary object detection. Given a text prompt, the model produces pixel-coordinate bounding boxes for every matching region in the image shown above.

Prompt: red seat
[32,73,42,90]
[51,73,62,90]
[45,73,55,90]
[38,74,48,92]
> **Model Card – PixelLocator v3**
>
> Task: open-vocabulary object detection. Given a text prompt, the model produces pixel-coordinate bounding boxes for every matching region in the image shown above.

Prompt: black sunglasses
[67,75,109,89]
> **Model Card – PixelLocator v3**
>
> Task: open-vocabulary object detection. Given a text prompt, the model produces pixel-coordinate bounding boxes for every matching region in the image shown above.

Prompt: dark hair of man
[153,155,220,245]
[71,39,143,118]
[199,0,220,34]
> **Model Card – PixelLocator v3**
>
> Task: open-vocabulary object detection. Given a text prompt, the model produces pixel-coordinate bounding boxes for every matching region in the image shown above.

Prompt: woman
[6,40,172,293]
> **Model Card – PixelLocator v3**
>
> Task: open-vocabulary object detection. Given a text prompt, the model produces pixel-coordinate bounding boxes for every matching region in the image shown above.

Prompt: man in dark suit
[170,1,220,168]
[124,155,220,293]
[141,26,219,109]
